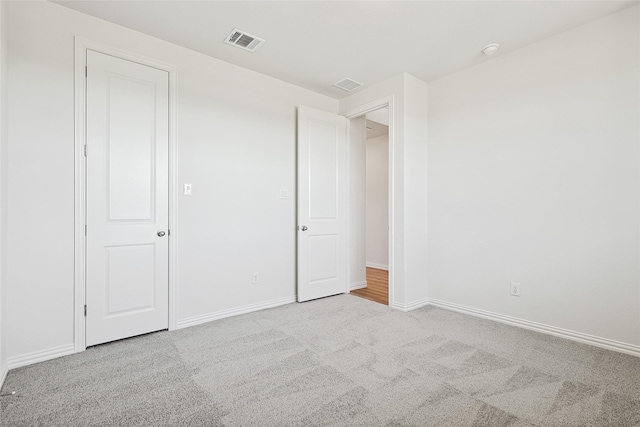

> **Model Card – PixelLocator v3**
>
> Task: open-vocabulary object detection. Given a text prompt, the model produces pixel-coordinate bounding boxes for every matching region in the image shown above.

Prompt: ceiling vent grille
[224,28,265,52]
[333,78,363,92]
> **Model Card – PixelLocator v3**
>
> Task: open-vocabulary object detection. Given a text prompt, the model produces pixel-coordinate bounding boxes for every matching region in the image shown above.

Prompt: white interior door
[297,105,347,302]
[86,50,169,346]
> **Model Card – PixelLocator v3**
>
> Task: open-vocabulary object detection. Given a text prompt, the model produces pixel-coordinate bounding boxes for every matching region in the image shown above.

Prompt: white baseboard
[428,298,640,358]
[0,364,7,390]
[392,298,429,312]
[366,262,388,271]
[350,281,367,291]
[176,295,296,329]
[7,344,76,370]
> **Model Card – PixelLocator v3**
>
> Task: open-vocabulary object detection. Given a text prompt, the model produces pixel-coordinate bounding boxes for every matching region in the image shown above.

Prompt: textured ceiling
[54,0,638,99]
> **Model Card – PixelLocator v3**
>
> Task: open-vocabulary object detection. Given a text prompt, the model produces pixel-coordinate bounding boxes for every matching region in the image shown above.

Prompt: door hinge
[84,224,87,236]
[84,145,87,157]
[85,66,87,77]
[84,305,87,316]
[167,230,170,236]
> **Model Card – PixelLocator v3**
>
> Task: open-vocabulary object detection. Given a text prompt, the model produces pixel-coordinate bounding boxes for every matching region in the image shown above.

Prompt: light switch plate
[184,183,192,196]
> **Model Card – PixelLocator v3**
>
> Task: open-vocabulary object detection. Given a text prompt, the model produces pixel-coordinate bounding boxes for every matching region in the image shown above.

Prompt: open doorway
[348,105,390,306]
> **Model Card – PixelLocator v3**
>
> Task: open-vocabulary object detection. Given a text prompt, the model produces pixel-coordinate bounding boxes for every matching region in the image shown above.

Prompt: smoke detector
[224,28,265,52]
[482,43,500,56]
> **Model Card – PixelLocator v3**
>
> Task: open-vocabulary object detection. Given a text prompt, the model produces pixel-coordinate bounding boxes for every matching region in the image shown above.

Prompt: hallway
[351,267,388,305]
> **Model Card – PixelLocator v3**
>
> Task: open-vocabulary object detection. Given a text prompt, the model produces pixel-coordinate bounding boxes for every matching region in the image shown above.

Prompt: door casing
[74,37,178,352]
[345,96,395,307]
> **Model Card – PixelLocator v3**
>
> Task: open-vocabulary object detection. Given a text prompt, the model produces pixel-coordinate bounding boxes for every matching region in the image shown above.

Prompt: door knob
[157,230,166,237]
[301,226,308,231]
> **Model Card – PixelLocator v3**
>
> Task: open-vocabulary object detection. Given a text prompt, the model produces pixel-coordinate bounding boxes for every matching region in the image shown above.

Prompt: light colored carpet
[2,294,640,426]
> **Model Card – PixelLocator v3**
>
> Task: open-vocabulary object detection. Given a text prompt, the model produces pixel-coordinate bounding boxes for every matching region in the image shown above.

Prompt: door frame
[73,38,178,352]
[345,96,395,307]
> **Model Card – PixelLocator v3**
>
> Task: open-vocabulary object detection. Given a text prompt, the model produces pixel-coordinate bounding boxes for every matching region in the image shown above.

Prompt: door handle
[157,230,166,237]
[301,226,308,231]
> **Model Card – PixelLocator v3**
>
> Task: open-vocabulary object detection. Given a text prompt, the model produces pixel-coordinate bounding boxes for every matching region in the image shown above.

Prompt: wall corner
[401,74,429,306]
[0,0,9,386]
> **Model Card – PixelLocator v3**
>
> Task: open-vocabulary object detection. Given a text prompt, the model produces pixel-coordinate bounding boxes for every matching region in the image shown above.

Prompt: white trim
[345,97,393,119]
[0,0,6,394]
[167,54,179,333]
[7,344,76,370]
[176,296,296,330]
[73,37,87,353]
[366,262,388,271]
[350,281,367,291]
[345,95,395,309]
[345,118,351,295]
[0,365,6,390]
[74,37,178,353]
[392,298,428,312]
[429,299,640,358]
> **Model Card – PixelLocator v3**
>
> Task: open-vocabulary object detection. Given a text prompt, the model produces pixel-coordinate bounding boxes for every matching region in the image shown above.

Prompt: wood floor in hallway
[351,267,388,305]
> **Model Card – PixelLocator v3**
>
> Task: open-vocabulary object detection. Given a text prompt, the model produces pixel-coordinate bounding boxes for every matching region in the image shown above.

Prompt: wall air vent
[333,78,363,92]
[224,28,265,52]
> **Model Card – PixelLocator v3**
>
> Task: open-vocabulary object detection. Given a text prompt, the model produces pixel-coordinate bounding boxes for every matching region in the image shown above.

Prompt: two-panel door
[85,50,169,346]
[297,105,348,302]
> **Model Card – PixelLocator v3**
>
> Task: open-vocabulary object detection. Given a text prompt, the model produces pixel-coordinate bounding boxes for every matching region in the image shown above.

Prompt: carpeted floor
[2,294,640,426]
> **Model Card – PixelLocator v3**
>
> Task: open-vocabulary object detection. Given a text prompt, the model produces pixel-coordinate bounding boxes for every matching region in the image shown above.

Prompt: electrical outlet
[510,281,521,297]
[252,272,260,284]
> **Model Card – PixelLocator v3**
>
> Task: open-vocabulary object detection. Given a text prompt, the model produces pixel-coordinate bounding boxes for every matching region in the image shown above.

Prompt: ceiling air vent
[224,28,265,52]
[333,78,363,92]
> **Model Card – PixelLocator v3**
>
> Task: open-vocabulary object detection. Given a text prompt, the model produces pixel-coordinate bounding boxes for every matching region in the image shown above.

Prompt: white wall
[0,0,8,385]
[4,0,337,365]
[402,75,429,306]
[427,6,640,348]
[349,115,366,289]
[366,133,389,270]
[340,73,429,310]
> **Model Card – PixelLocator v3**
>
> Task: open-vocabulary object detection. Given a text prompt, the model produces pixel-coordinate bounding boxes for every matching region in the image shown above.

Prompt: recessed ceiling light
[482,43,500,56]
